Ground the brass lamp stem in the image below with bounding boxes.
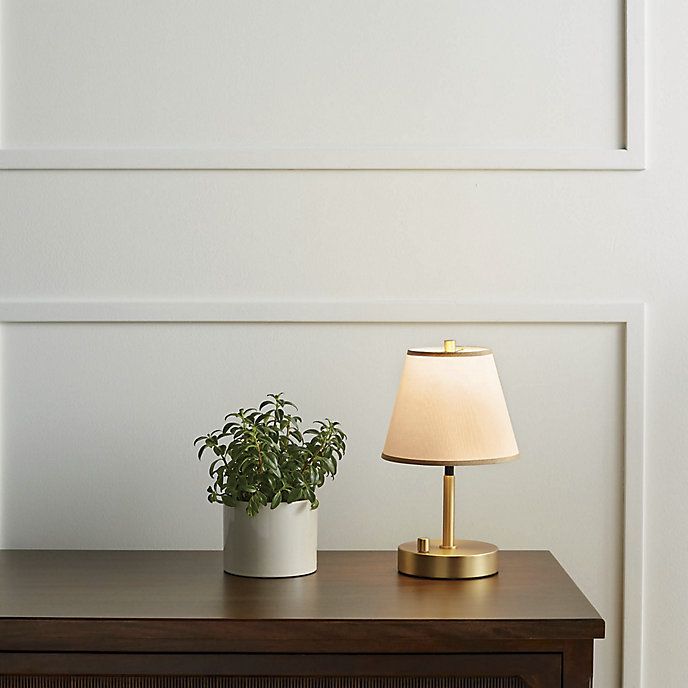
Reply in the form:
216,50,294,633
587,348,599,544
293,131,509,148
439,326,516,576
441,466,455,549
397,463,498,577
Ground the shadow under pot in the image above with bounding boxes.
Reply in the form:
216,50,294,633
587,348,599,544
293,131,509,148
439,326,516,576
223,500,317,578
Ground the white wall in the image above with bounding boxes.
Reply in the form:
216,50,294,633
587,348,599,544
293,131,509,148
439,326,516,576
0,1,686,687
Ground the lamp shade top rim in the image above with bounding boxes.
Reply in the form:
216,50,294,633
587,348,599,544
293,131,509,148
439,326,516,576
407,346,491,357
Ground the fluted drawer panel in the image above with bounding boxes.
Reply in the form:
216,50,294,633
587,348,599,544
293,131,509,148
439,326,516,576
0,677,527,688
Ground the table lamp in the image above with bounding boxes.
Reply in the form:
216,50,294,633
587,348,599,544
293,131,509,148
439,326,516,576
382,339,518,579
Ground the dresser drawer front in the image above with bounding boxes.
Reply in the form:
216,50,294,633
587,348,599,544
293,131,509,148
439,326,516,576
0,653,561,688
0,678,532,688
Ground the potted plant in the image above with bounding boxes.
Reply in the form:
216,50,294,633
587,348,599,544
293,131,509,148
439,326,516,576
195,393,346,578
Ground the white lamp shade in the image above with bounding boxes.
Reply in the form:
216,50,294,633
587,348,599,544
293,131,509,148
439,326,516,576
382,346,518,466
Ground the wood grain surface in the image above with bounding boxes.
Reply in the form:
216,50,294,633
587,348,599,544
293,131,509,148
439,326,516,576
0,550,603,654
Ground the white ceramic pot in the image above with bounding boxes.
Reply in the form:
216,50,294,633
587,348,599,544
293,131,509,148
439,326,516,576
223,500,317,578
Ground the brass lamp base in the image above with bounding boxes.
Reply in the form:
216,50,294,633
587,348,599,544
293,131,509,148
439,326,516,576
398,539,498,579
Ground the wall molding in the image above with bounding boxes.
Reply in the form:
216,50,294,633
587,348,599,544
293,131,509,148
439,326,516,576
0,300,645,686
0,0,645,171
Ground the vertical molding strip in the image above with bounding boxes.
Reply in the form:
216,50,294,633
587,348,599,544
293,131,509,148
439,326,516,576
625,0,646,166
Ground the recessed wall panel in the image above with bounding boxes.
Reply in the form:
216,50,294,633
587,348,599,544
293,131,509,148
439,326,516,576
1,0,624,151
0,319,623,685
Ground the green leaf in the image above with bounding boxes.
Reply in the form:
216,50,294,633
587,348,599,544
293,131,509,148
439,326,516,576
247,493,262,516
286,486,302,503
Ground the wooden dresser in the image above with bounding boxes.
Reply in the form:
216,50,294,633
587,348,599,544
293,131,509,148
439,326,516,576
0,550,603,688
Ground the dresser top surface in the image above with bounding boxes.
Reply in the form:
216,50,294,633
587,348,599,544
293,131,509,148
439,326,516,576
0,550,601,628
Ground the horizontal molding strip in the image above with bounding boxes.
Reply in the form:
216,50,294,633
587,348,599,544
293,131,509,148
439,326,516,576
0,301,644,324
0,147,644,171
